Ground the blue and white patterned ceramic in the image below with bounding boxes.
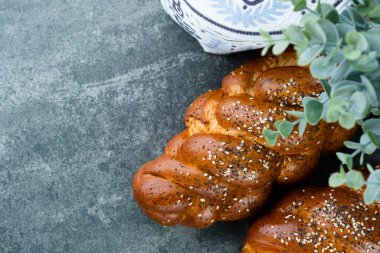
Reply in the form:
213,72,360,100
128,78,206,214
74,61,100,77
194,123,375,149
161,0,350,54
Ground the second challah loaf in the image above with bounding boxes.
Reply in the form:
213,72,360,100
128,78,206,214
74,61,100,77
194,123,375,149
242,186,380,252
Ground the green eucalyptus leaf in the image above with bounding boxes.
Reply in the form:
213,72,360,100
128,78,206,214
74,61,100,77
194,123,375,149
317,3,333,15
367,163,375,173
336,23,354,37
350,91,370,119
324,99,346,122
284,25,305,44
319,92,329,103
326,42,344,62
330,60,351,84
338,111,356,129
298,119,307,137
363,142,377,155
291,0,307,11
294,37,310,56
317,3,339,23
356,4,371,15
304,98,323,125
328,172,346,187
260,30,273,42
310,57,335,79
261,43,272,56
336,152,353,168
352,52,379,72
368,5,380,18
352,8,369,27
305,20,327,44
344,141,362,149
339,9,353,25
340,165,345,174
320,80,331,95
318,19,339,43
364,187,379,205
367,131,380,147
365,30,380,55
343,45,361,61
325,10,339,24
332,85,357,99
356,0,376,14
347,155,353,170
342,7,368,28
301,97,314,107
346,31,369,51
363,169,380,204
345,170,365,190
371,107,380,116
345,31,360,45
331,80,360,98
361,75,379,106
364,142,378,155
360,151,365,164
286,110,304,118
300,12,320,26
367,67,380,81
370,21,380,30
360,132,371,145
263,129,279,147
275,120,293,138
352,59,379,72
362,118,380,135
352,60,379,72
360,133,378,154
298,44,324,66
333,80,360,91
272,41,290,55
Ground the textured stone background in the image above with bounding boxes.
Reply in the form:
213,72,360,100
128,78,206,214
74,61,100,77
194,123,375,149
1,1,378,253
0,1,255,252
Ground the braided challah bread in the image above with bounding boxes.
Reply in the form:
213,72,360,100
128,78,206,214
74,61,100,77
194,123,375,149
133,51,356,228
242,186,380,252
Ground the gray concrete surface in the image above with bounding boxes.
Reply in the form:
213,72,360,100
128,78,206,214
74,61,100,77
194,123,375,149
0,1,256,252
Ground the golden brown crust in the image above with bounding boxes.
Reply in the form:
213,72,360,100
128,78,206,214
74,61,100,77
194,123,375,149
222,51,298,96
215,94,328,154
184,90,224,125
253,66,322,106
276,152,320,184
242,187,380,253
133,51,356,228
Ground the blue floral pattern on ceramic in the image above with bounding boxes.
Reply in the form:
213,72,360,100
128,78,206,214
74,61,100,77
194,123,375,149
161,0,349,54
211,0,290,28
204,38,230,51
243,0,266,5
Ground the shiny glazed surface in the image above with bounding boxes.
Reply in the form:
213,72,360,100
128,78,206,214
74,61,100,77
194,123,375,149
133,51,356,228
242,187,380,252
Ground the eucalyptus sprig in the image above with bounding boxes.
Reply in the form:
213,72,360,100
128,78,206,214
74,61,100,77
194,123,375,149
260,0,380,204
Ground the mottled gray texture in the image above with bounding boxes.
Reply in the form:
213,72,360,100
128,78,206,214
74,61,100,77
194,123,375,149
1,1,378,253
0,1,255,252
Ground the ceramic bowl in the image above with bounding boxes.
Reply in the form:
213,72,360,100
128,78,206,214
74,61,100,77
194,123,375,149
161,0,350,54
